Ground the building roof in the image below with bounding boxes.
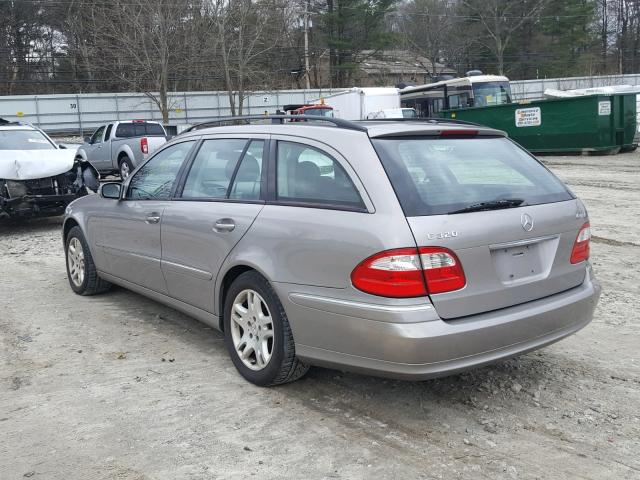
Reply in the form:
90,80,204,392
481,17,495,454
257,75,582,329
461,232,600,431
358,50,457,76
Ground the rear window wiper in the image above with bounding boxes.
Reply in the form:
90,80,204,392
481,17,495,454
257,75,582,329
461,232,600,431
448,198,525,214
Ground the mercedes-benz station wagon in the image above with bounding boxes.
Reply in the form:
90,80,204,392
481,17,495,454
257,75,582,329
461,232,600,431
62,117,601,386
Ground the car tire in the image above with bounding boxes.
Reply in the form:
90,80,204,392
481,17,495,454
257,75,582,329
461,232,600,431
65,226,111,295
223,271,309,386
119,156,134,179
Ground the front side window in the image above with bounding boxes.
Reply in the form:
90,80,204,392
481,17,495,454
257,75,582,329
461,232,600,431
372,137,573,216
276,141,364,209
90,125,105,144
126,141,195,200
0,130,56,150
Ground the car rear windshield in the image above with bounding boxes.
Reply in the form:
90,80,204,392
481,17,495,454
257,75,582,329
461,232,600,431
0,130,56,150
115,122,166,138
372,137,573,216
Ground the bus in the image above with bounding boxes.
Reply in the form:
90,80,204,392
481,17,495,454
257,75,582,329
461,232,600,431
400,74,512,118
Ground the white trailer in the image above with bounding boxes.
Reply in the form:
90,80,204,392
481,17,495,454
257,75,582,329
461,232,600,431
314,87,400,120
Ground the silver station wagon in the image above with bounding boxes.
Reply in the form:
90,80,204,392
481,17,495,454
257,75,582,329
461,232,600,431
62,116,601,386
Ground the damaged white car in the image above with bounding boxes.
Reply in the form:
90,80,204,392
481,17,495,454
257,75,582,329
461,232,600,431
0,120,99,219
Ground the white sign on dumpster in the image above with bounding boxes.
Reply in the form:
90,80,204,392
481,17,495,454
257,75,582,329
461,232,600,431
598,100,611,116
515,107,541,127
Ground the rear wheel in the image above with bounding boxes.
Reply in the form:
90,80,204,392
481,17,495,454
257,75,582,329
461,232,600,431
119,156,134,179
65,226,111,295
223,271,308,386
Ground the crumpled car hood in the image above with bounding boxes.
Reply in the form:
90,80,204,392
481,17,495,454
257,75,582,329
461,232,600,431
0,150,76,181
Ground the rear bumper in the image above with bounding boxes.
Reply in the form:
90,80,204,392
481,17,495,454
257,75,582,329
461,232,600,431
280,271,601,380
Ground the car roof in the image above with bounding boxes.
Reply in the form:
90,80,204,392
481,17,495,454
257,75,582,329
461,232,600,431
0,125,38,131
177,119,505,140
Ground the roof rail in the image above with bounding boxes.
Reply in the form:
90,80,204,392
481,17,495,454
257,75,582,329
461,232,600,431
182,115,368,133
362,117,482,127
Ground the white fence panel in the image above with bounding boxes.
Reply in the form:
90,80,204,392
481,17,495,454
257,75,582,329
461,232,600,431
1,76,639,134
0,89,344,134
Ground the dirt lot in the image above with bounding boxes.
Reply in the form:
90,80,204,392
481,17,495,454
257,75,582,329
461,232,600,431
1,152,639,480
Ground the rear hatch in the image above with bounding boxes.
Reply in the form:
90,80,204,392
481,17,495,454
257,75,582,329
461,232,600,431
372,133,588,319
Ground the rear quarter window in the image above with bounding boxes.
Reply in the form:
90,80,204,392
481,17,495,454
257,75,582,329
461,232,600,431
372,137,573,216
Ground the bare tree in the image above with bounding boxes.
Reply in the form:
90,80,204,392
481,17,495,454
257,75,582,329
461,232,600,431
77,0,202,122
207,0,288,115
462,0,549,75
398,0,456,78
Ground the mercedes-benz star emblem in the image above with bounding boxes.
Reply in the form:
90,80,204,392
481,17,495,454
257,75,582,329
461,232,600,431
521,213,534,232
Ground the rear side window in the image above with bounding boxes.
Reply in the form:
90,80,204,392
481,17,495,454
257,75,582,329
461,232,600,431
276,141,364,210
372,137,573,216
181,139,252,199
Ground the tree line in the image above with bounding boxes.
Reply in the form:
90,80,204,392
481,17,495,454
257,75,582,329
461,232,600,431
1,0,638,120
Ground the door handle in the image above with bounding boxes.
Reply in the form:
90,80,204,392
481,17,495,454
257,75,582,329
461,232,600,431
145,213,161,224
214,218,235,232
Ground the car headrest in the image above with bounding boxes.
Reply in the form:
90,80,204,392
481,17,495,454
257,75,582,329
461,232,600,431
235,155,261,182
296,161,321,180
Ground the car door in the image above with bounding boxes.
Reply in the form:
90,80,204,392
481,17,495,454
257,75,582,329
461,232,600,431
87,125,112,170
83,125,105,166
94,123,114,169
160,135,267,312
96,139,197,293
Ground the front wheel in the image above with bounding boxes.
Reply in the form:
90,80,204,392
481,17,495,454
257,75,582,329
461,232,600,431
223,271,309,386
65,226,111,295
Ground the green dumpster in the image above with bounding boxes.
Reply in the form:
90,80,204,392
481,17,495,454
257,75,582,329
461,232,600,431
440,93,638,154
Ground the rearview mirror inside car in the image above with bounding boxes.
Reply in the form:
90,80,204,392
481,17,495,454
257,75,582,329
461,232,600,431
101,182,122,200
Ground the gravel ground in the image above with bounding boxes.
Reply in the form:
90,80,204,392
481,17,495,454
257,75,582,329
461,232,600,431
1,152,639,480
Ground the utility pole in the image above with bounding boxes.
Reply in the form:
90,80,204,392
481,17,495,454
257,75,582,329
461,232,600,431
303,0,311,89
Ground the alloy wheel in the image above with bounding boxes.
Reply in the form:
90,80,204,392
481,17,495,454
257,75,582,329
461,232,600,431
120,160,131,178
67,237,85,288
230,289,274,371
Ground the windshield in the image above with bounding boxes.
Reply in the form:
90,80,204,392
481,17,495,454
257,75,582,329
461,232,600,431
0,129,56,150
472,81,512,106
372,137,573,216
304,108,334,117
402,109,417,118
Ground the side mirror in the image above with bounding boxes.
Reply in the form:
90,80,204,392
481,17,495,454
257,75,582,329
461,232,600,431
100,182,122,200
84,136,91,144
58,144,67,149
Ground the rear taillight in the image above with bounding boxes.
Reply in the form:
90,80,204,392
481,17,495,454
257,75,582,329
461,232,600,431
141,137,149,154
570,222,590,264
351,247,466,298
418,247,466,294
